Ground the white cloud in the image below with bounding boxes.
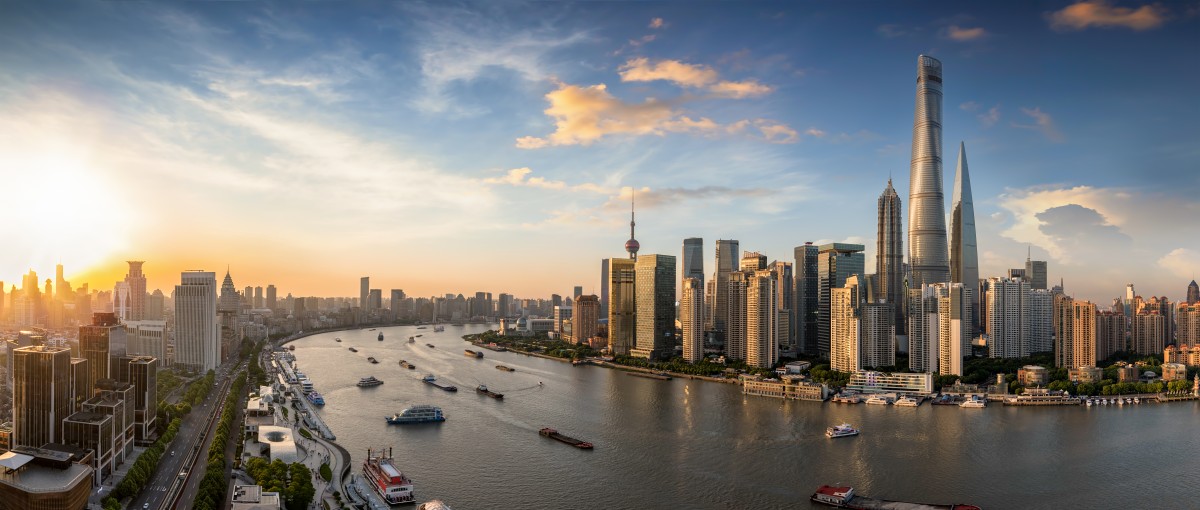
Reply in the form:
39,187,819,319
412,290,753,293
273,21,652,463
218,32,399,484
649,18,665,29
979,105,1000,127
618,57,774,98
1158,248,1200,279
945,25,987,41
1013,106,1064,142
1049,1,1169,31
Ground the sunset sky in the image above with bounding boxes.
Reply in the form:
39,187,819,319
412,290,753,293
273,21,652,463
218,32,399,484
2,1,1198,303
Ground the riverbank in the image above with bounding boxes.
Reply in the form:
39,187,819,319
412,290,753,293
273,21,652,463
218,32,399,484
465,338,739,385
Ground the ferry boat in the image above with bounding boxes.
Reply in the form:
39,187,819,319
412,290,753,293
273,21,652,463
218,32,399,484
865,395,892,405
307,391,326,406
810,485,980,510
539,427,593,449
433,325,445,332
826,423,859,438
386,405,445,424
960,397,987,408
368,357,379,364
475,384,504,399
378,332,385,341
399,360,415,370
1004,387,1081,406
349,347,358,352
426,343,435,348
357,376,384,387
464,349,483,359
495,365,515,372
894,396,920,407
422,375,458,392
362,448,415,505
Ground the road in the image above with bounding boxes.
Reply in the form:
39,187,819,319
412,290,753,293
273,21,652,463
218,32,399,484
124,359,241,510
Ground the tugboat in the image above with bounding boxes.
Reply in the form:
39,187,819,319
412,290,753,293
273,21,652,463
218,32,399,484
409,336,416,343
399,360,415,370
357,376,384,387
810,485,980,510
826,423,859,438
362,448,415,505
386,405,445,424
367,357,379,364
349,347,358,353
495,365,515,372
422,375,458,392
426,343,435,348
378,332,384,341
464,349,483,359
475,384,504,399
539,428,593,449
336,338,342,342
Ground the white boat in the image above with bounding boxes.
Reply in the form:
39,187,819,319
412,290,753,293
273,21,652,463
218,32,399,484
826,423,860,438
386,405,446,424
865,395,892,405
894,396,919,407
959,397,987,408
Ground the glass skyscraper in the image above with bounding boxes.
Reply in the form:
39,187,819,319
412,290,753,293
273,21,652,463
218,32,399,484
908,55,950,288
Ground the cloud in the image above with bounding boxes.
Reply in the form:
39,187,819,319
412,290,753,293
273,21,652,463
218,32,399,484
945,25,987,41
960,101,980,112
1158,248,1200,279
516,81,796,147
876,24,909,38
618,57,773,98
804,128,827,138
997,186,1132,263
482,167,619,192
1013,107,1064,142
649,18,665,29
979,105,1000,127
1049,1,1169,31
605,185,772,210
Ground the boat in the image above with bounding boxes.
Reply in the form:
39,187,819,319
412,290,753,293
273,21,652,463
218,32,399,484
417,501,451,510
357,376,384,387
422,375,458,392
368,357,379,364
307,391,326,406
426,343,435,348
417,326,428,329
865,395,892,405
369,328,377,331
409,336,415,342
399,360,415,369
810,485,980,510
464,349,483,358
482,343,507,352
416,334,424,337
378,332,384,341
894,396,920,407
539,427,593,449
833,394,862,404
1003,387,1081,406
288,345,295,351
475,384,504,399
386,405,445,424
960,397,987,408
826,423,859,438
362,448,415,505
495,365,515,372
932,394,959,405
349,347,358,352
336,338,342,342
433,325,445,332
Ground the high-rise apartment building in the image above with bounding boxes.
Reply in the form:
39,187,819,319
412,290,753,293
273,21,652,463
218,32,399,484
833,276,896,373
938,283,971,376
498,293,513,319
818,243,865,359
359,277,369,310
746,270,778,369
574,295,600,345
908,55,950,288
266,285,277,310
1176,302,1200,345
1028,289,1054,354
253,286,263,309
680,278,704,363
368,289,382,311
80,312,127,392
949,142,979,339
1096,311,1126,359
1066,300,1099,368
986,277,1031,359
12,345,72,448
829,286,859,373
877,179,905,331
794,243,819,356
1053,292,1074,368
124,261,147,321
740,252,767,272
607,258,637,356
175,271,219,372
725,271,748,361
633,254,675,360
768,261,793,355
908,284,943,373
1133,311,1167,355
712,239,740,342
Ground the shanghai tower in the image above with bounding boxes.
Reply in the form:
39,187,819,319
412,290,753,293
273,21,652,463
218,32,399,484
907,55,950,288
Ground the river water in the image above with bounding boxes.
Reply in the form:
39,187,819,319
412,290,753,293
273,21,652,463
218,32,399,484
289,324,1200,509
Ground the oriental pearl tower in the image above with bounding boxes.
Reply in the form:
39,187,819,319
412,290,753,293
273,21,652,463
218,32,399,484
625,189,639,260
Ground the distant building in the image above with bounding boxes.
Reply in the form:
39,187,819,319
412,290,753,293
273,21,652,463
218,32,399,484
1133,311,1167,356
175,271,219,373
680,278,704,363
1017,365,1047,386
632,254,675,360
124,320,167,364
794,243,820,356
1096,311,1125,360
574,295,600,345
985,277,1030,359
266,285,277,310
1067,301,1099,369
1117,365,1139,382
1163,362,1188,382
1164,345,1200,366
742,378,830,401
606,258,636,356
231,484,282,510
123,261,147,321
1068,366,1102,383
79,313,127,391
938,283,971,377
877,179,905,335
846,371,933,394
908,284,942,373
1189,280,1200,305
949,143,979,340
818,243,865,360
1175,302,1200,345
724,271,748,360
1025,259,1048,291
712,239,740,343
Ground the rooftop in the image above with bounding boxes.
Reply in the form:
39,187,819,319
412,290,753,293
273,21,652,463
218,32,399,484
64,411,111,425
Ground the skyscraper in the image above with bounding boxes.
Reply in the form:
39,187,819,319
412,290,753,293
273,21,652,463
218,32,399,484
712,239,740,341
12,345,72,448
768,261,794,355
607,258,637,356
680,278,704,363
740,252,767,272
80,312,127,391
986,277,1031,359
218,270,239,313
1025,258,1048,291
817,243,865,359
1067,300,1099,368
574,295,600,344
938,283,971,376
1188,280,1199,305
745,270,778,369
908,284,943,373
949,142,979,340
907,55,950,289
682,237,704,296
1028,289,1054,354
175,271,219,372
794,243,819,356
829,285,859,373
266,284,277,310
599,259,610,318
55,263,67,300
633,254,675,360
124,261,147,321
877,179,905,331
725,271,748,360
253,286,264,309
360,277,369,310
1096,311,1126,359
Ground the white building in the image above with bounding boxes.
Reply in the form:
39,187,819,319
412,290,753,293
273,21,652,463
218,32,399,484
745,270,778,369
847,370,934,394
174,271,219,372
986,277,1031,358
908,284,943,373
124,320,168,365
680,277,704,363
1028,289,1054,354
938,283,971,377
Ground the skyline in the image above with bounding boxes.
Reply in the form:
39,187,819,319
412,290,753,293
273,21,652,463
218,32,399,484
3,1,1199,302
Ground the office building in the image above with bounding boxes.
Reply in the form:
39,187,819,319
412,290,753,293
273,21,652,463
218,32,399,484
69,358,90,413
144,290,164,321
877,179,905,331
12,346,72,448
794,243,819,356
218,270,239,314
253,286,263,309
0,445,94,509
574,295,600,345
123,261,147,321
908,55,950,288
725,271,749,360
62,410,114,481
1189,280,1200,305
112,282,131,323
124,321,166,364
79,313,127,392
680,278,704,363
175,271,219,373
1025,258,1048,291
986,277,1031,359
633,255,675,360
818,243,865,359
712,239,740,341
553,306,572,338
266,285,277,310
949,142,979,339
599,259,610,318
740,252,767,272
746,270,778,369
847,370,934,394
120,356,157,441
359,277,369,310
682,237,704,295
368,289,382,312
607,258,637,356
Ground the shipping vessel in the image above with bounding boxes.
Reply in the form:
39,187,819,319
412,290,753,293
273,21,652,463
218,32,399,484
810,485,980,510
399,360,415,370
422,375,458,392
357,376,384,387
539,428,593,449
826,423,859,438
481,343,507,352
475,385,504,399
495,365,515,372
378,332,385,341
362,448,415,505
386,405,445,424
433,325,445,332
464,350,483,359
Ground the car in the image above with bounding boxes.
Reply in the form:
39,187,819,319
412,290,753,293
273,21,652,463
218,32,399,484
143,504,150,509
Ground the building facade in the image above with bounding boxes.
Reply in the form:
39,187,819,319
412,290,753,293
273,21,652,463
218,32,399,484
12,346,73,448
877,179,905,332
907,55,951,289
949,142,979,340
680,278,704,363
174,271,219,373
817,243,865,360
633,254,675,360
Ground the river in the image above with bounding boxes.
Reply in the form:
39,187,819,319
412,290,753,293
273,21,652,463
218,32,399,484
288,324,1200,509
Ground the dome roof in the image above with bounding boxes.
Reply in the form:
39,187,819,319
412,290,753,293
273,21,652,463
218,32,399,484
625,239,640,252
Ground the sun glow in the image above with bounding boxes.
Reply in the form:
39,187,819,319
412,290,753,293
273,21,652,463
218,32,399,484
0,144,131,288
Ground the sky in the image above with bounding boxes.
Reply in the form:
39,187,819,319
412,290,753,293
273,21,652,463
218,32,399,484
1,1,1198,303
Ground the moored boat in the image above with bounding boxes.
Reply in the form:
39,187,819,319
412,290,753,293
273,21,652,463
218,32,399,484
400,360,415,369
378,332,384,341
349,347,358,352
539,427,593,449
894,396,920,407
367,357,379,364
336,338,342,342
426,343,435,348
386,405,445,424
826,423,859,438
433,325,445,332
865,395,892,405
960,397,987,408
811,485,981,510
362,448,415,505
307,391,326,406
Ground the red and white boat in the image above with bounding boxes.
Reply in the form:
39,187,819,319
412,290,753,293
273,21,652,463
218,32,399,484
363,448,415,505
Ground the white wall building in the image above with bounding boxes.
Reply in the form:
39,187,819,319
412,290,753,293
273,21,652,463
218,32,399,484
986,277,1031,358
174,271,219,372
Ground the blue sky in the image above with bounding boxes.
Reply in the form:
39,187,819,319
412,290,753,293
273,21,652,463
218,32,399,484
1,1,1197,303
